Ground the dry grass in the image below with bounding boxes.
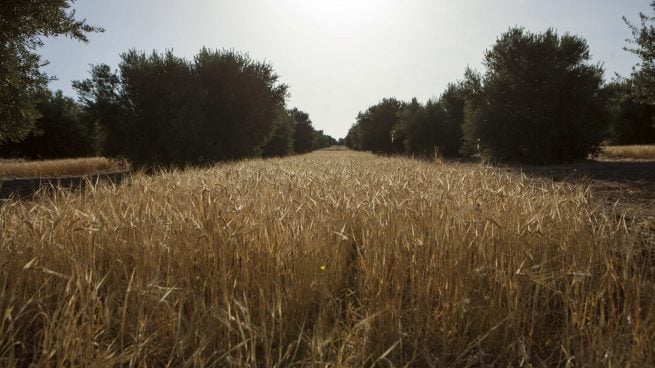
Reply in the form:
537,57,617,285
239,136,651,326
0,157,129,179
599,145,655,161
0,151,653,366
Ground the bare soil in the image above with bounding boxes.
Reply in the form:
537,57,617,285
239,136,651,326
509,160,655,223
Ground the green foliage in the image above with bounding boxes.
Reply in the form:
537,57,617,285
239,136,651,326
459,69,484,157
74,48,288,166
603,80,655,144
312,129,337,150
394,98,432,156
122,50,207,164
355,98,404,154
195,48,288,160
392,79,472,158
0,0,102,143
465,28,608,164
346,70,475,158
348,30,607,164
0,89,95,158
262,108,295,157
438,80,471,157
291,108,316,154
624,2,655,105
344,123,361,150
73,64,126,157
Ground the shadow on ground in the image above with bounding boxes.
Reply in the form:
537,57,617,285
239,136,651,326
0,171,130,200
516,160,655,184
505,160,655,221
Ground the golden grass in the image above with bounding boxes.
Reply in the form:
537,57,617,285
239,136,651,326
600,145,655,161
0,157,129,179
0,151,653,366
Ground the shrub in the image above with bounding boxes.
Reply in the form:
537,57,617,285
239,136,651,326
465,28,608,164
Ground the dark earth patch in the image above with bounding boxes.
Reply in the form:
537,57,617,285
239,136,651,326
508,160,655,225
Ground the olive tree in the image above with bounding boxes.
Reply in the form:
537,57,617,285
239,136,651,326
0,0,101,143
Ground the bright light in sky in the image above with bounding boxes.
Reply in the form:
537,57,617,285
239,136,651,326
40,0,651,139
288,0,393,32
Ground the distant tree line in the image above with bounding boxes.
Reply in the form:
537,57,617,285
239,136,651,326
346,22,655,164
3,1,655,166
1,48,335,164
70,48,335,165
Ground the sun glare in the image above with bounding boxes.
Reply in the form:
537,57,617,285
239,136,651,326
287,0,392,32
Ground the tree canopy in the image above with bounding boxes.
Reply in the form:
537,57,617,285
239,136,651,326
291,108,316,154
392,78,473,158
0,0,102,143
624,1,655,105
71,48,335,165
352,98,404,154
464,28,608,164
74,49,289,165
346,29,612,164
261,108,296,157
0,89,95,158
603,79,655,144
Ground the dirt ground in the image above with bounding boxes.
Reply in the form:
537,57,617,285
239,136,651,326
510,160,655,225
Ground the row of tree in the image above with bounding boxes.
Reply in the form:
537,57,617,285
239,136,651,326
0,48,336,164
346,20,655,164
1,1,336,165
73,48,335,165
1,73,336,164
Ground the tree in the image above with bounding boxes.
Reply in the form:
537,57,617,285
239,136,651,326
262,108,295,157
344,122,361,150
73,64,125,157
603,80,655,144
465,28,608,164
393,86,468,158
0,89,95,158
355,98,404,153
393,98,428,155
74,48,288,166
195,48,287,160
0,0,102,143
291,108,315,154
438,81,470,157
312,130,337,150
459,68,484,157
624,2,655,105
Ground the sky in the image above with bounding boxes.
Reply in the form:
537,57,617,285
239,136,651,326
42,0,651,139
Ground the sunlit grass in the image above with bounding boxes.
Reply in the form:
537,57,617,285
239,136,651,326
600,145,655,160
0,151,653,366
0,157,129,178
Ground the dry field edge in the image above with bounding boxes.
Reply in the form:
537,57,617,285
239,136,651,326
0,170,130,199
600,145,655,161
0,150,654,367
0,157,129,180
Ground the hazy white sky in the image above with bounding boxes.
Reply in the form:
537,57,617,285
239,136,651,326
42,0,651,138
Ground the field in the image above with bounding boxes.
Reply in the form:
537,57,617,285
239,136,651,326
1,150,654,366
0,157,129,179
599,145,655,161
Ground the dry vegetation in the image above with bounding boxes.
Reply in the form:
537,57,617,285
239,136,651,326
0,151,654,366
0,157,129,179
599,145,655,161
